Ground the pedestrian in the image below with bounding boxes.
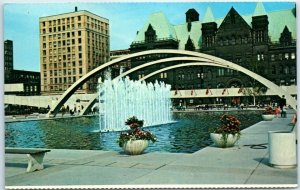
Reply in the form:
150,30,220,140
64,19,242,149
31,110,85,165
282,105,287,118
279,95,286,117
275,106,281,118
61,105,66,117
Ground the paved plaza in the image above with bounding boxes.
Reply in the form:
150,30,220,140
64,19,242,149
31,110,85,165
5,112,297,188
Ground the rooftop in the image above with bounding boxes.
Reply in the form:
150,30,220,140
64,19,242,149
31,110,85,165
132,3,296,49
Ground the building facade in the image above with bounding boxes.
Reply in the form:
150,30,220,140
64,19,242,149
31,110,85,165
4,40,41,96
129,3,297,105
4,40,14,83
39,7,110,94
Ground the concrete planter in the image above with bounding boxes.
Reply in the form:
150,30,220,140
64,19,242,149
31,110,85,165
210,133,239,148
122,140,149,155
262,114,275,121
268,131,297,168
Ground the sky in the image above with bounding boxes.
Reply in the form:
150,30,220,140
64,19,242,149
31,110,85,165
3,1,296,72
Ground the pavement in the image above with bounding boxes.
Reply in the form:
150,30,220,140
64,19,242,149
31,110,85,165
5,113,297,189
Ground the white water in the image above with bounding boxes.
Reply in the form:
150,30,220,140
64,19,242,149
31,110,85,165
98,77,173,132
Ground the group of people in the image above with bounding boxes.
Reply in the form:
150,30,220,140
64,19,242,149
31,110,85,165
60,104,83,116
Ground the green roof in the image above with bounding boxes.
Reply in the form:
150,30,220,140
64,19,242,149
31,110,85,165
132,3,296,48
202,6,215,23
253,2,267,16
133,12,177,42
174,22,202,50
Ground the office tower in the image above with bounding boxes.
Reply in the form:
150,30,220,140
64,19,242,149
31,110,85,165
39,7,110,94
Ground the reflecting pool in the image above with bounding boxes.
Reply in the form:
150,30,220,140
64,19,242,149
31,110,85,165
5,111,262,153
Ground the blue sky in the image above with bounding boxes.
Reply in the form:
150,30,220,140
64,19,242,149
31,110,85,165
3,2,295,72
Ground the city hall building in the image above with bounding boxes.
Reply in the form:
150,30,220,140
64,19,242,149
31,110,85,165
39,7,110,94
129,3,296,106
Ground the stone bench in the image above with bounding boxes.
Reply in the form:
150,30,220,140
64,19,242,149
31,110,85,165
5,148,51,172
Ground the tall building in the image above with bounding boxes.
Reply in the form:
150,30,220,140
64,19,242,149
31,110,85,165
39,7,110,94
4,40,13,83
129,3,296,106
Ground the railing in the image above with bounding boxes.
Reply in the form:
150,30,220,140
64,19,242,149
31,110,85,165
131,37,179,45
269,40,296,48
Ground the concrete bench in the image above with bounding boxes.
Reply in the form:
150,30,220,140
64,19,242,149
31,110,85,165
5,148,51,172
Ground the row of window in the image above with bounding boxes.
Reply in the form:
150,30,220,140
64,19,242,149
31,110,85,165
43,67,83,77
48,76,81,84
41,22,108,34
46,85,72,91
270,65,296,75
42,31,81,41
257,52,296,61
41,15,108,28
24,85,38,92
205,34,271,48
42,38,82,49
177,71,204,81
41,15,108,32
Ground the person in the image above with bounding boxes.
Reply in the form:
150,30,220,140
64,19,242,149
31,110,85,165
61,105,66,117
281,105,287,118
275,106,281,118
289,114,297,126
279,95,286,117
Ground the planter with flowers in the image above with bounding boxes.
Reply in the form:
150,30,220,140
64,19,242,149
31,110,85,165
118,116,157,155
210,114,241,148
262,107,275,121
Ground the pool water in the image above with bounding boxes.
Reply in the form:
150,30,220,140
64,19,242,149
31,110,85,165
5,111,262,153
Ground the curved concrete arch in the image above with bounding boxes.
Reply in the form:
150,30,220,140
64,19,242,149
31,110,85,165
50,49,296,117
81,58,296,115
118,56,297,111
48,50,209,117
80,62,231,115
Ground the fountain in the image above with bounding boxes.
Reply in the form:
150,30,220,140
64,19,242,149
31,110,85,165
98,76,173,132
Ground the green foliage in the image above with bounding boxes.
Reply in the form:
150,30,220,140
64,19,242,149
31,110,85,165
210,114,241,146
118,116,157,147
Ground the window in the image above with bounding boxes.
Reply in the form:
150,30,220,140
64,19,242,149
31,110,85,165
291,52,296,59
284,66,289,74
257,53,264,61
271,54,275,61
218,68,225,76
284,53,289,60
79,68,82,74
160,72,167,78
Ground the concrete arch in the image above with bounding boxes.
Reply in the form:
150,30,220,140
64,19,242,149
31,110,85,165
118,56,296,111
80,62,231,115
50,49,296,117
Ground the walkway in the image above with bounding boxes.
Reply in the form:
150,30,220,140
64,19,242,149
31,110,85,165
5,114,297,188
